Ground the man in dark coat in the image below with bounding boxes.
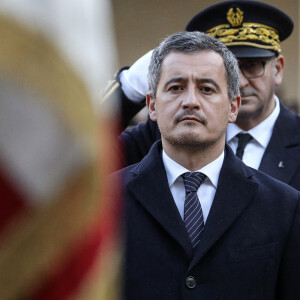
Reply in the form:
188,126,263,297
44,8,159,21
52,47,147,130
117,31,300,300
104,0,300,190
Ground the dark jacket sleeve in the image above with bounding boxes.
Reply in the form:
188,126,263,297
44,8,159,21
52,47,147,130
102,67,161,170
119,116,161,167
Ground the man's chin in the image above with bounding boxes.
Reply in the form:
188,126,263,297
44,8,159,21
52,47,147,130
237,103,256,118
163,133,200,146
164,134,215,149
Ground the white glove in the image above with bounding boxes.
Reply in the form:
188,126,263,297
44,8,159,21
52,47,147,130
120,49,154,103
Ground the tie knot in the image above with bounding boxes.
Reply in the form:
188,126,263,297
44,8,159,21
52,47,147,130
237,133,252,146
182,172,206,193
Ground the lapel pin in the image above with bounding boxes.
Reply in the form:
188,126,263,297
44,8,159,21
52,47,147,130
278,161,284,168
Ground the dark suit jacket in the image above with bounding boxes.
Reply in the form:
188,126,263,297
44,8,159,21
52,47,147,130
118,141,300,300
120,99,300,190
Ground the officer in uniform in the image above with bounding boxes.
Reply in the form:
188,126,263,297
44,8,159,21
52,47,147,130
104,0,300,190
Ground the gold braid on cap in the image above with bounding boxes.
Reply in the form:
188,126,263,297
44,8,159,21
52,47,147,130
206,7,281,53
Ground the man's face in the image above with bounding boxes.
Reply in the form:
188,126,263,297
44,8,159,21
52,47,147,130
147,51,240,151
236,55,284,127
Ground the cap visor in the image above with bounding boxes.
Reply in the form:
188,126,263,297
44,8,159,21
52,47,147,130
228,46,276,58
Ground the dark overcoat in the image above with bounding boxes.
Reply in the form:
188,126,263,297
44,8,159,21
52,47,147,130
118,141,300,300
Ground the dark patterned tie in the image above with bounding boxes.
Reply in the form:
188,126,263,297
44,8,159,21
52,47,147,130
236,133,253,160
182,172,206,248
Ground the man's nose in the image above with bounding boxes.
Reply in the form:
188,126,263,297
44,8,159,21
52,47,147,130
239,71,250,88
182,89,200,109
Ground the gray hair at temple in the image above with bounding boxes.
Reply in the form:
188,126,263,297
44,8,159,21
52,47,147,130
147,31,240,100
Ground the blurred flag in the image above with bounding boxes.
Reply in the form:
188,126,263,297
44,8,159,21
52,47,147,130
0,0,122,299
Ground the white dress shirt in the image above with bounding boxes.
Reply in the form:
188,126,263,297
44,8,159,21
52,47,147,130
162,150,224,223
226,96,280,169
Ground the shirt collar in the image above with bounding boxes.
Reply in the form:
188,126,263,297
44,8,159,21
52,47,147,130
162,150,224,189
226,95,280,148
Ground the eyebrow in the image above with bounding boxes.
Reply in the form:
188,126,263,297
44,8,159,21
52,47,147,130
197,78,221,92
164,77,221,91
164,77,185,88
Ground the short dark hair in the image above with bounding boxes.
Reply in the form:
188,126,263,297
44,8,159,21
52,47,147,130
148,31,240,100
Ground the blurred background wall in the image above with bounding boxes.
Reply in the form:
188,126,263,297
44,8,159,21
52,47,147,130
111,0,300,113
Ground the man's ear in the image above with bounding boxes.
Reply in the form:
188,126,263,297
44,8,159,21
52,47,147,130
228,95,241,123
146,93,157,121
274,55,284,87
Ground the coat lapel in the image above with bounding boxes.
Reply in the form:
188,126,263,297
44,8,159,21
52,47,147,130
259,104,300,185
127,141,194,258
127,143,259,266
189,146,258,270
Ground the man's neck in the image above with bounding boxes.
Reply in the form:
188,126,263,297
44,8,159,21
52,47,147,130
235,118,259,131
162,140,225,172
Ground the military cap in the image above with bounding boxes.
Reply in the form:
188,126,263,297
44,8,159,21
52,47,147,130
186,0,294,58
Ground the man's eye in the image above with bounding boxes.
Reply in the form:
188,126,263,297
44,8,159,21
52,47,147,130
200,86,214,93
243,61,260,68
168,85,183,91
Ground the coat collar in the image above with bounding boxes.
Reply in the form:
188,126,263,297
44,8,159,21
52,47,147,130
127,141,258,262
259,103,300,185
189,145,258,269
127,141,194,258
273,102,300,147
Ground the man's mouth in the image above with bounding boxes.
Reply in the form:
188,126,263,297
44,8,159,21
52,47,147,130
179,116,202,122
241,94,253,102
175,111,207,125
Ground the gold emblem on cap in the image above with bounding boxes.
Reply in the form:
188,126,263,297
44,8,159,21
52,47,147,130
227,7,243,27
206,22,281,54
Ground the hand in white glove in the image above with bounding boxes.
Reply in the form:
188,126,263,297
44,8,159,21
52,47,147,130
120,49,153,103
